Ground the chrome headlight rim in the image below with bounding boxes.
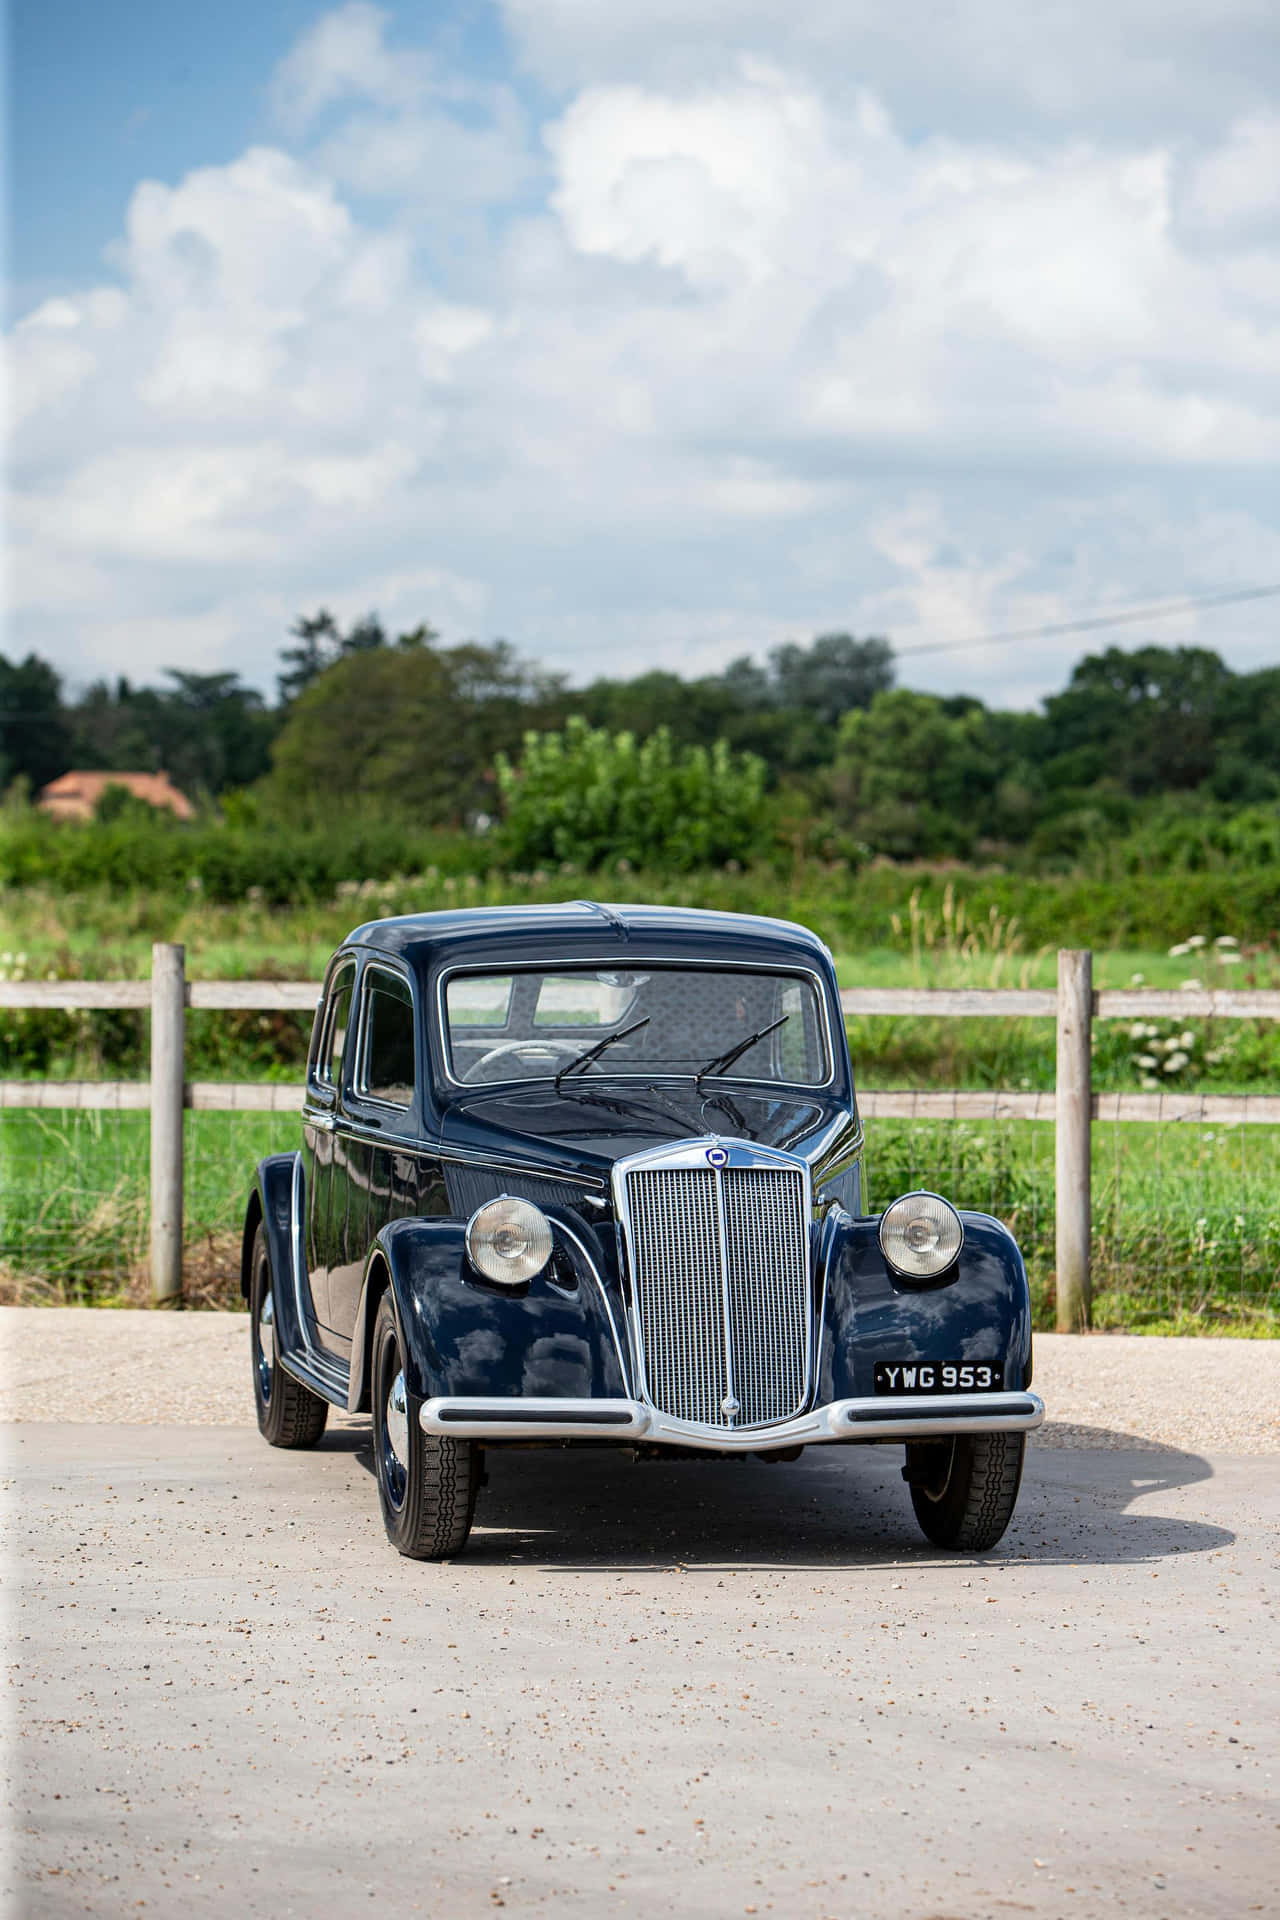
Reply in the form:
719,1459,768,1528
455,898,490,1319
465,1195,554,1286
878,1189,964,1282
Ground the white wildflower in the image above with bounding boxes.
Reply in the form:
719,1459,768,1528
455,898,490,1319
1187,934,1207,949
1217,951,1242,965
1214,935,1238,948
1179,978,1204,991
1179,1031,1195,1049
1129,971,1145,985
1163,1050,1189,1073
1168,941,1191,957
1129,1021,1148,1039
1135,1053,1158,1070
1141,1076,1159,1091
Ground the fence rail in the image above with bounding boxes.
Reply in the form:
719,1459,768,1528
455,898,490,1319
3,945,1278,1324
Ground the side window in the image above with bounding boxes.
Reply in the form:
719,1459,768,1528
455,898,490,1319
359,970,416,1107
314,961,356,1090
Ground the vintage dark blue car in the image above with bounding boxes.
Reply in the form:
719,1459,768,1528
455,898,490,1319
243,903,1043,1559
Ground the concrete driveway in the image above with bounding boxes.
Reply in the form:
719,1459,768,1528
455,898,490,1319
7,1375,1278,1920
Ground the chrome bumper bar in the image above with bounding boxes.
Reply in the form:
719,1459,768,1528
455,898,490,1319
420,1390,1044,1449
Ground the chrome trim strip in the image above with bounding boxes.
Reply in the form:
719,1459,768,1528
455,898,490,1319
420,1396,650,1440
710,1158,738,1419
431,1140,607,1190
417,1390,1045,1448
436,956,838,1092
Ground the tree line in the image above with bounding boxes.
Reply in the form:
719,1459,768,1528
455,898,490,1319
2,612,1278,866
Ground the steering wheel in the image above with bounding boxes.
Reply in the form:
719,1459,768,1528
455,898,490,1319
461,1038,584,1085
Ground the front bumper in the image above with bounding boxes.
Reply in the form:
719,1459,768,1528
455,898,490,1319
419,1390,1045,1450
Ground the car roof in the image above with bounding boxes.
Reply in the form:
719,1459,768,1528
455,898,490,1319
342,901,833,977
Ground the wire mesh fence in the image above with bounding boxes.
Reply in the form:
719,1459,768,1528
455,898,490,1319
867,1100,1280,1333
1,956,1278,1329
0,1107,297,1306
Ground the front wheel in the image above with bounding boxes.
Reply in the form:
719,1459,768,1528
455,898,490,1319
371,1293,479,1559
905,1431,1026,1552
249,1224,328,1449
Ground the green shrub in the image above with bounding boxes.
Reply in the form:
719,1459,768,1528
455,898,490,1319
495,718,768,871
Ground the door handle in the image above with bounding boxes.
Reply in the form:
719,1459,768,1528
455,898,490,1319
305,1110,335,1131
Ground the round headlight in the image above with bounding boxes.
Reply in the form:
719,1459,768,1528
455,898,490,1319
879,1191,963,1280
465,1197,554,1285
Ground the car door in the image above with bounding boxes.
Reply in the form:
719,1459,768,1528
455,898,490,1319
301,956,357,1336
325,962,420,1343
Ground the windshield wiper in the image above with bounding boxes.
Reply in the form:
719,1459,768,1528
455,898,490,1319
554,1016,651,1089
696,1013,789,1083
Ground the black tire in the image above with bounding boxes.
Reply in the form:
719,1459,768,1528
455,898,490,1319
249,1223,329,1449
371,1292,479,1560
905,1431,1026,1552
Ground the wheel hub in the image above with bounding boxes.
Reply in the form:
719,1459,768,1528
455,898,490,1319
256,1290,275,1393
386,1370,409,1468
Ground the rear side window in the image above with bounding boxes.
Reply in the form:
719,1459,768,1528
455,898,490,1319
359,970,416,1107
315,961,356,1088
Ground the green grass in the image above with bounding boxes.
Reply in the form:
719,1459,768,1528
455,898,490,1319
0,1111,297,1306
3,865,1277,1330
2,1107,1275,1335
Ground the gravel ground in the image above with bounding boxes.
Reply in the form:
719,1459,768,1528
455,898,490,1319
7,1423,1278,1919
2,1308,1277,1451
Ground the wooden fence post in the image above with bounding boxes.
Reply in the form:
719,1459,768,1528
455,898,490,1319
1055,948,1092,1332
150,942,185,1306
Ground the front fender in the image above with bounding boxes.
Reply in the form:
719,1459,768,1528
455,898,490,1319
361,1211,631,1410
241,1153,304,1344
817,1210,1033,1402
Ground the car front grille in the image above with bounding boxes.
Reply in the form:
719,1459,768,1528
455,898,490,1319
624,1162,810,1428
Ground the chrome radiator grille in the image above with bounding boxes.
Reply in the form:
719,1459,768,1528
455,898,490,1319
624,1163,810,1428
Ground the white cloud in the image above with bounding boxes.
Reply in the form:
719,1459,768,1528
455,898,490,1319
1184,111,1280,235
270,2,432,130
6,7,1279,703
501,0,1280,142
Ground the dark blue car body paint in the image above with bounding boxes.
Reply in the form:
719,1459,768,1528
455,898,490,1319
242,902,1033,1427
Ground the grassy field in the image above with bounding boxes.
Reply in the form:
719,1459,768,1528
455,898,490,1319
2,870,1276,1332
5,876,1278,1094
1,1105,1275,1336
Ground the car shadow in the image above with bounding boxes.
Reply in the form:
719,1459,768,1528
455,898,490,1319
333,1419,1233,1570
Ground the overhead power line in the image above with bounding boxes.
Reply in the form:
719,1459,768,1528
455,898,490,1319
892,583,1280,660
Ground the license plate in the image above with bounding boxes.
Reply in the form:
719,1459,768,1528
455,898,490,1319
874,1362,1002,1395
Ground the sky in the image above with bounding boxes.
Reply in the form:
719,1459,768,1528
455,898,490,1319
7,0,1280,707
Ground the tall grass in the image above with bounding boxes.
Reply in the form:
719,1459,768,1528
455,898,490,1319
2,1107,1275,1334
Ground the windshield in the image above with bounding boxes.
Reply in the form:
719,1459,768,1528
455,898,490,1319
443,967,830,1088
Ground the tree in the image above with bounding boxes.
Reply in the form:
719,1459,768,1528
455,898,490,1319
831,689,1006,858
266,636,560,824
767,633,895,726
66,669,276,798
1043,646,1233,796
277,610,433,706
277,610,343,705
0,653,72,793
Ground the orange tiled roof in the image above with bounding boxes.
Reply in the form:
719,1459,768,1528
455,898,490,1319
37,770,195,822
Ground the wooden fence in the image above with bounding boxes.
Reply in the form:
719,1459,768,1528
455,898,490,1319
3,945,1279,1327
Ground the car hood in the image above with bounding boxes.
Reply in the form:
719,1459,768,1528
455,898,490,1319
438,1080,852,1179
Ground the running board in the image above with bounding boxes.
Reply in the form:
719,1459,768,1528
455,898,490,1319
279,1345,351,1408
